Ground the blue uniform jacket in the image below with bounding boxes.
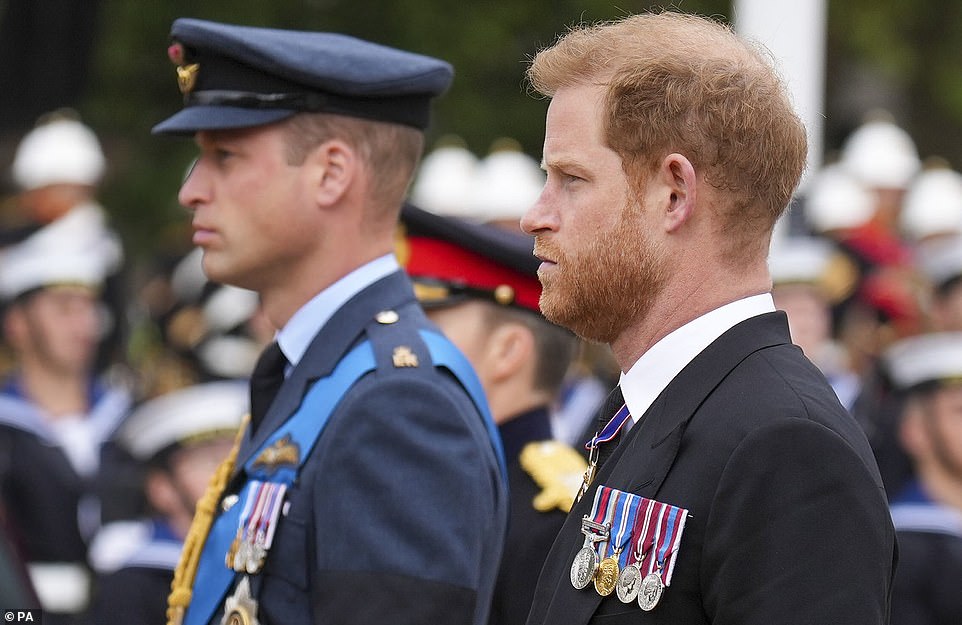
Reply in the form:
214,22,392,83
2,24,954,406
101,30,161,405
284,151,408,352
217,270,507,625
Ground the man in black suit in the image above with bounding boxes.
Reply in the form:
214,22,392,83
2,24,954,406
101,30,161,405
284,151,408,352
519,11,896,625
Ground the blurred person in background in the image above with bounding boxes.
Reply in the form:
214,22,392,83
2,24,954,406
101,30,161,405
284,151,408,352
6,110,126,373
400,203,584,625
0,225,133,624
884,333,962,625
411,139,615,447
88,381,245,625
768,236,861,409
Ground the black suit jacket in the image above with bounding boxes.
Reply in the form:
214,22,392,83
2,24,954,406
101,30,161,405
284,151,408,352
526,312,896,625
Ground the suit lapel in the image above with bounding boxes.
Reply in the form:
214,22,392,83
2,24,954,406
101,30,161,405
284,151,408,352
537,312,792,623
234,271,418,472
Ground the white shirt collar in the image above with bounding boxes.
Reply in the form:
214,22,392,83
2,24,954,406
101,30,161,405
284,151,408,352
619,293,775,423
276,254,399,367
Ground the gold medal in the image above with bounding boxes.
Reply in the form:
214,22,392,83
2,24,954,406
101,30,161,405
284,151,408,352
593,554,620,596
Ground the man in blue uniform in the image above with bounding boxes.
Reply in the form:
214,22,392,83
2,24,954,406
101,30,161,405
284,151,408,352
884,333,962,625
400,204,584,625
152,19,507,625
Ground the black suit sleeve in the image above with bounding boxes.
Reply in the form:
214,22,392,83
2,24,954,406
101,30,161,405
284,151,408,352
702,417,895,625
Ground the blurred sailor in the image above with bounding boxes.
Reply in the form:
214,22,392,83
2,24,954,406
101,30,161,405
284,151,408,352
89,382,246,625
0,223,133,624
884,333,962,625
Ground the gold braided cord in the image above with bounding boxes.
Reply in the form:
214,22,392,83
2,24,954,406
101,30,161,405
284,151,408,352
166,413,250,625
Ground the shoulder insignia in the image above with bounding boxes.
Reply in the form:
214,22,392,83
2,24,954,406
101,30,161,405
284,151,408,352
252,434,300,474
519,440,589,513
392,346,419,368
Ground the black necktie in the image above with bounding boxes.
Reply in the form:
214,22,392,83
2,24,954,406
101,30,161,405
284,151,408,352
250,341,287,431
595,384,627,468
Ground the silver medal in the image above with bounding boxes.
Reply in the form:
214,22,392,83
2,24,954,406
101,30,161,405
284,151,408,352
637,571,664,611
615,562,642,603
569,546,599,590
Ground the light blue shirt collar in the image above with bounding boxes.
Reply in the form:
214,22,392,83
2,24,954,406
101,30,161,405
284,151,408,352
275,254,399,367
619,293,775,423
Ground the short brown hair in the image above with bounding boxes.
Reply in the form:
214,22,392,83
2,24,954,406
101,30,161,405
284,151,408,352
528,12,807,263
283,113,424,224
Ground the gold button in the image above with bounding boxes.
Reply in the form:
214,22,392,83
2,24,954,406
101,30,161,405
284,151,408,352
494,285,515,306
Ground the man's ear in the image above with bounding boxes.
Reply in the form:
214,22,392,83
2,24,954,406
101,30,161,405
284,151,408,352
658,153,697,233
486,322,534,383
304,139,357,207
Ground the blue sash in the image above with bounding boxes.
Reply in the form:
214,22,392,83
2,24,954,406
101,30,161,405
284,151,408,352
184,330,505,625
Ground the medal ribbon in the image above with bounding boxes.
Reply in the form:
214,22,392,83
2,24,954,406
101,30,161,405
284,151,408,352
584,403,632,451
607,488,641,566
642,501,688,586
628,498,657,568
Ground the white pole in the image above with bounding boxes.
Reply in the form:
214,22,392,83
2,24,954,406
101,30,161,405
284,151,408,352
733,0,827,194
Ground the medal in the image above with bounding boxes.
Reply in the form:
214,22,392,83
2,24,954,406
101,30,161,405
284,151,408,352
615,562,642,603
570,490,614,591
593,552,620,596
637,571,664,611
570,546,600,589
221,576,260,625
226,481,287,575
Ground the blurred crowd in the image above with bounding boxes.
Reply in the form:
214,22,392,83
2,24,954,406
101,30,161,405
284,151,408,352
0,105,959,624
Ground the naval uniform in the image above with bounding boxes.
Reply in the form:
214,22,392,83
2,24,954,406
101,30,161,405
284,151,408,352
889,481,962,625
186,256,507,625
89,519,182,625
0,376,132,622
525,296,895,625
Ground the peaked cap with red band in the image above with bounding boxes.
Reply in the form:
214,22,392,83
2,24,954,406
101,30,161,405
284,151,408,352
398,203,542,313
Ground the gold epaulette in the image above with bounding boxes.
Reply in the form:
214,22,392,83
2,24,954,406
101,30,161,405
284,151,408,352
519,440,589,513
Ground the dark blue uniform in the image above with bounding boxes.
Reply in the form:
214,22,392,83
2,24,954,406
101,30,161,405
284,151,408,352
491,408,568,625
890,482,962,625
206,272,506,625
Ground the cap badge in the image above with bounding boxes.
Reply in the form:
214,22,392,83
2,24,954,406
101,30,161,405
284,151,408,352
392,346,419,368
168,42,199,96
176,63,200,96
251,434,300,474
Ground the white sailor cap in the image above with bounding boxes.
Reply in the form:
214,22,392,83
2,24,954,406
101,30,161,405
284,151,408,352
467,139,544,223
12,114,106,191
840,115,920,190
0,232,113,303
884,332,962,392
804,164,875,234
118,380,247,461
768,236,858,303
916,234,962,290
409,139,480,219
900,164,962,242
